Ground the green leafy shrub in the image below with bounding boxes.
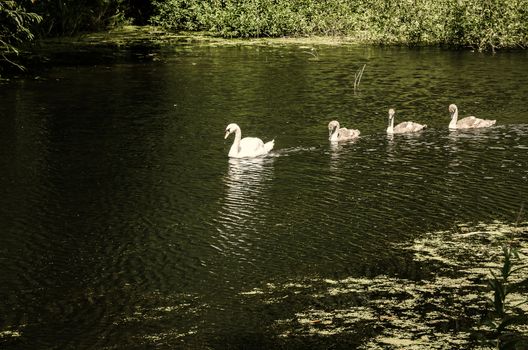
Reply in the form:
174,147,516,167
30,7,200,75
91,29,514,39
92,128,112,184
0,0,42,71
150,0,202,31
456,0,528,51
31,0,130,36
150,0,528,50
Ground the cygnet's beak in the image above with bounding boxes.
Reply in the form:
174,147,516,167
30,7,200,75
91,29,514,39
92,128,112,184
224,130,230,139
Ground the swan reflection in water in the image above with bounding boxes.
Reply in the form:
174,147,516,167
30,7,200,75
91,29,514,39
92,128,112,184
329,137,360,173
329,141,343,173
385,133,396,157
213,157,275,256
443,130,482,192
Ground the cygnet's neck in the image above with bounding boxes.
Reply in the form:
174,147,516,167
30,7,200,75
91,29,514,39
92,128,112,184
329,125,339,141
449,109,458,129
328,121,340,141
386,116,395,134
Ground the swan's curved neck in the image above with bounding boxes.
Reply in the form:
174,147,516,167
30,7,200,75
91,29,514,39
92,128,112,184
387,116,394,134
329,127,339,141
229,126,242,157
449,109,458,129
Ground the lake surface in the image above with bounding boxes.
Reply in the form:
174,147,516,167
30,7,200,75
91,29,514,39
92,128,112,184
1,44,527,349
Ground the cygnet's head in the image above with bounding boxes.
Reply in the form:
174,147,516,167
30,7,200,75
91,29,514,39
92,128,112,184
388,108,395,119
328,120,340,135
449,104,458,117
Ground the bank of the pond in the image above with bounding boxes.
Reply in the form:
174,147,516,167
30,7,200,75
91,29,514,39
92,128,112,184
1,25,382,79
1,25,360,79
2,21,527,80
150,0,528,52
40,25,366,47
3,0,528,79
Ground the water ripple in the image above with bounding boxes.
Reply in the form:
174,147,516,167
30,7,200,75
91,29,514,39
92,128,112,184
1,47,528,349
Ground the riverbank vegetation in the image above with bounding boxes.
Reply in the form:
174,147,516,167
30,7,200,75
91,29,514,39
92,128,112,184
0,1,42,71
150,0,528,51
2,0,528,75
1,0,145,75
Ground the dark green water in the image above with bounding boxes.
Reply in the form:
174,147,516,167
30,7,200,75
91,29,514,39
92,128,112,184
0,45,527,349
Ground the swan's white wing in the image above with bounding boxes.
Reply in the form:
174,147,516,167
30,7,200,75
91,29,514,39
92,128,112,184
263,140,274,153
240,137,265,150
236,137,267,157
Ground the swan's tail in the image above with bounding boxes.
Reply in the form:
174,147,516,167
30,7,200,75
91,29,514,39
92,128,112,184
264,139,275,153
423,124,428,129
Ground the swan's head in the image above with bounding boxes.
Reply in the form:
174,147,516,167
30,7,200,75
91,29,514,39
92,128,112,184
388,108,395,120
328,120,340,136
224,123,238,139
449,104,458,117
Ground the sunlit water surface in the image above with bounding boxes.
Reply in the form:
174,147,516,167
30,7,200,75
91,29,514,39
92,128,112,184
1,45,527,349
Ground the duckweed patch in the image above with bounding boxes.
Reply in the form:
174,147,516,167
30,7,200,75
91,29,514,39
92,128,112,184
238,221,527,348
0,330,22,339
73,221,526,348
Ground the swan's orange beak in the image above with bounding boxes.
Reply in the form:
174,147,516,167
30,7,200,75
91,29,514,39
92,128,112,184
224,130,230,139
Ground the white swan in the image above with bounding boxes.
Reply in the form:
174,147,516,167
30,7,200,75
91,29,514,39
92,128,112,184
224,123,274,158
449,104,496,130
386,108,427,134
328,120,360,141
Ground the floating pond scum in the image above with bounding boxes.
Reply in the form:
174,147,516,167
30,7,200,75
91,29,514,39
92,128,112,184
237,221,528,349
55,221,525,349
